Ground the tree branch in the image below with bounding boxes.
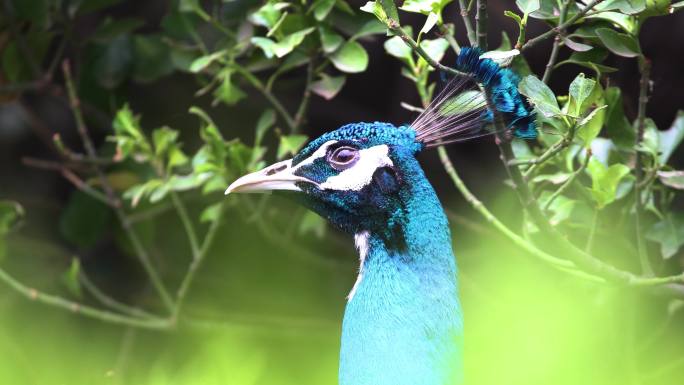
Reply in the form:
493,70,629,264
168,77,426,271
458,0,477,45
62,61,176,312
521,0,606,52
0,268,171,330
475,0,488,49
635,58,653,276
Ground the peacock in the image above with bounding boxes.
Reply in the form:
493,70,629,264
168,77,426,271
226,47,536,385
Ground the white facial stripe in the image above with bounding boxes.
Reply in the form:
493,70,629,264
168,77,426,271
320,145,393,191
348,230,370,301
292,140,338,170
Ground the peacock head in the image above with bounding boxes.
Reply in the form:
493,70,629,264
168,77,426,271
225,122,424,234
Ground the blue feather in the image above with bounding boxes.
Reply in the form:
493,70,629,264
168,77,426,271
454,47,537,139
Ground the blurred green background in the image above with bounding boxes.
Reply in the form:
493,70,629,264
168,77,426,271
2,0,684,384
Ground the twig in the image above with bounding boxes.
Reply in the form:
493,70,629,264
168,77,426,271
543,149,591,211
233,64,297,132
170,192,201,259
437,23,461,54
292,59,314,133
437,147,576,269
0,268,171,330
542,0,571,83
380,0,684,292
522,132,574,179
635,58,654,276
173,202,225,321
62,61,176,312
21,157,114,207
458,0,477,45
79,271,159,320
475,0,488,49
521,0,606,52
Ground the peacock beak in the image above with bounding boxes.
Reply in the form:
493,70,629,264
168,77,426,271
225,159,316,194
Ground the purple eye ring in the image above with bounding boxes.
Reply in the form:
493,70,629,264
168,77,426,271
327,146,359,170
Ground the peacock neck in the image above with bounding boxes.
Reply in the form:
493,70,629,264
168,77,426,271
339,156,463,385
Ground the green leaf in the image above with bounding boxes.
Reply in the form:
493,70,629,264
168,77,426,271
213,69,247,106
360,1,391,24
249,2,289,28
132,35,175,83
330,41,369,73
516,0,541,15
504,10,523,28
595,28,641,58
384,35,413,64
253,27,315,58
319,25,344,53
255,109,276,147
400,0,452,15
312,0,336,20
577,105,608,146
92,17,145,42
567,73,598,117
658,170,684,189
200,203,223,223
586,158,631,209
93,34,134,89
561,36,593,52
59,191,113,248
310,74,346,100
299,211,327,238
647,213,684,259
0,200,24,235
439,90,485,116
419,12,439,35
152,126,180,156
351,19,388,40
419,38,449,64
603,87,635,147
595,0,647,14
189,50,226,73
61,258,83,299
518,75,561,117
587,12,638,34
658,110,684,164
278,135,309,159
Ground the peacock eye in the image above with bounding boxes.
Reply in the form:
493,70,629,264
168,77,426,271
327,146,359,170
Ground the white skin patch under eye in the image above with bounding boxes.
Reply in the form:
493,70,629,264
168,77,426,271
292,140,338,170
320,145,393,191
348,230,370,301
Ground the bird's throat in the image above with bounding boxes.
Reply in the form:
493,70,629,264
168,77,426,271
339,171,463,385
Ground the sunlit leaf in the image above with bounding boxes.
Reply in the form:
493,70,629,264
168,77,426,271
298,211,327,238
647,213,684,259
586,158,630,209
60,258,83,299
255,109,276,147
658,170,684,189
518,75,561,117
658,110,684,164
200,203,223,223
312,0,336,20
577,105,608,146
278,135,309,159
330,41,369,73
318,25,344,53
310,74,346,100
567,73,598,118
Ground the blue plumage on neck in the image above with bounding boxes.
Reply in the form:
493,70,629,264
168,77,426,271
339,152,463,385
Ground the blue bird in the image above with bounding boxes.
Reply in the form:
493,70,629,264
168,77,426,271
226,47,536,385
